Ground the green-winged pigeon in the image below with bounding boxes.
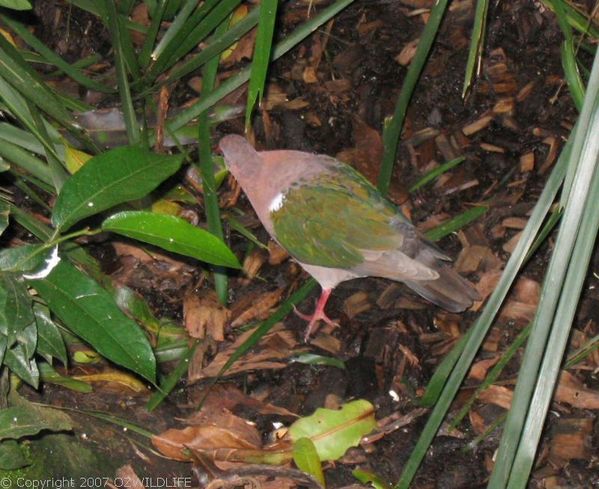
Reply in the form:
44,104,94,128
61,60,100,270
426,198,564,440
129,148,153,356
220,135,479,340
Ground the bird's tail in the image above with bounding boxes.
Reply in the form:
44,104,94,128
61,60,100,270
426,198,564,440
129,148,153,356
403,247,480,312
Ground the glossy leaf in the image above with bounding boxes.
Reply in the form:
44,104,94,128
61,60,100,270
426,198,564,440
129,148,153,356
4,344,39,387
16,321,36,359
52,146,184,231
0,243,49,273
293,437,325,487
28,260,156,382
0,201,8,236
0,404,72,441
102,211,241,269
289,399,376,462
34,304,67,365
0,273,34,336
0,0,32,11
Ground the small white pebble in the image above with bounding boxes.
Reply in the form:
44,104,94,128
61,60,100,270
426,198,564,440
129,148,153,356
388,389,400,402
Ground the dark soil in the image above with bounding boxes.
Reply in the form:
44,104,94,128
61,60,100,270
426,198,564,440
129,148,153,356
7,0,599,488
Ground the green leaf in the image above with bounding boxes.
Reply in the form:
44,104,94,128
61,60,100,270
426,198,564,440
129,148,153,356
0,439,29,470
16,321,36,359
0,243,50,273
0,404,72,441
34,304,68,365
424,206,488,242
288,399,376,462
0,273,34,336
4,344,39,388
52,146,185,231
39,363,93,393
28,260,156,382
0,200,9,236
245,0,278,127
293,437,325,487
353,468,393,489
102,211,241,269
0,0,32,10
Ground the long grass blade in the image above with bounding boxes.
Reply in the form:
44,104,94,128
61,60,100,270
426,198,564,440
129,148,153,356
162,7,259,86
166,0,356,133
462,0,489,99
378,0,450,196
149,0,234,81
197,19,230,304
103,0,140,145
245,0,279,129
394,129,572,489
489,48,599,489
138,0,168,69
0,14,114,94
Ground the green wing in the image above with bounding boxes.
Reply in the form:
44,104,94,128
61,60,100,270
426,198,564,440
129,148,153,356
271,164,404,268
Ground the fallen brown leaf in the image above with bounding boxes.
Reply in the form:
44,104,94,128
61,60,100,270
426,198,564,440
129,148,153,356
184,290,230,341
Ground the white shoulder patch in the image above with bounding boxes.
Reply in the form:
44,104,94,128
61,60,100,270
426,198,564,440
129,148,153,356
268,192,286,213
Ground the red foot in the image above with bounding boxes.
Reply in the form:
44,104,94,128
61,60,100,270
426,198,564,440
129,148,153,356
293,288,339,342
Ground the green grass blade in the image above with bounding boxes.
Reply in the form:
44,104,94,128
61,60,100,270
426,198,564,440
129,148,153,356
510,130,599,488
490,48,599,489
149,0,233,80
245,0,279,129
377,0,449,196
160,6,259,87
552,0,585,110
138,0,168,68
149,0,202,64
542,0,599,38
0,138,53,186
0,14,115,94
197,19,231,304
103,0,140,145
424,206,488,241
449,323,531,430
394,129,572,489
146,341,198,411
462,0,489,99
409,156,465,192
0,36,74,130
166,0,356,134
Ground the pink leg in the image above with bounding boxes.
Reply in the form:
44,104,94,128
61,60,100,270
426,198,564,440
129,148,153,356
293,288,339,341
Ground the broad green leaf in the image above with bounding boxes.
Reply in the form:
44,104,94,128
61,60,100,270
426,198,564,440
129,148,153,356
34,304,67,365
0,440,29,470
289,399,376,462
0,243,50,273
52,146,185,231
28,260,156,382
0,273,34,336
0,0,32,10
4,344,39,387
0,404,72,441
102,211,241,269
16,321,36,359
0,335,6,366
293,437,325,487
0,201,8,235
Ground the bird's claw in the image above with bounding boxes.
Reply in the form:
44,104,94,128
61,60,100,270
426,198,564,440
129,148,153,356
293,305,339,342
